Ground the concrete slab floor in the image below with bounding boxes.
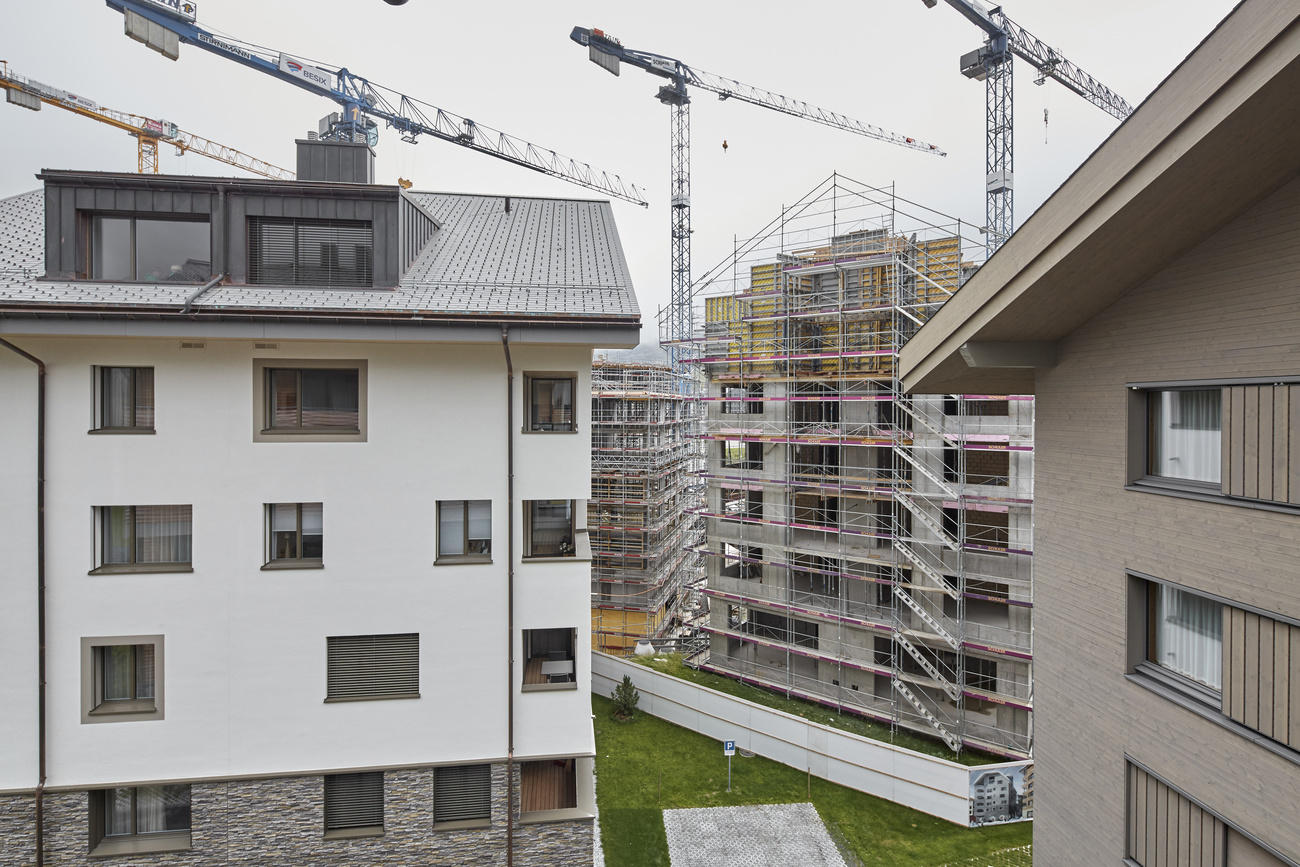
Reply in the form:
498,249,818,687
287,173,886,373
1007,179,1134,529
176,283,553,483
662,802,847,867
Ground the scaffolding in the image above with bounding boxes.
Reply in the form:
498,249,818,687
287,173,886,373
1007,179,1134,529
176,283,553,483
589,361,705,654
670,173,1034,758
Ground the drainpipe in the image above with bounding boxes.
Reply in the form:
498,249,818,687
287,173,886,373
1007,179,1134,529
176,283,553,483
180,272,225,315
500,326,515,867
0,337,46,867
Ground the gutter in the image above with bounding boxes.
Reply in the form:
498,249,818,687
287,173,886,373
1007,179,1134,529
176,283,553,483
0,338,45,867
180,272,225,315
500,326,516,867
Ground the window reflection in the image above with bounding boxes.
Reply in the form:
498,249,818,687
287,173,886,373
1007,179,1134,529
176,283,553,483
90,216,210,282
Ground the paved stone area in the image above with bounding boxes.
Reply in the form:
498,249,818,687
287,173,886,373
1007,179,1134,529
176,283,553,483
663,802,847,867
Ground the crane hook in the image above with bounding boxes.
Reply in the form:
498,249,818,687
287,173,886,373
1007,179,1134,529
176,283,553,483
722,139,728,153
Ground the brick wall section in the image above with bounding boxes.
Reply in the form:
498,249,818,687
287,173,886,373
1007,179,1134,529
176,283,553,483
2,762,592,866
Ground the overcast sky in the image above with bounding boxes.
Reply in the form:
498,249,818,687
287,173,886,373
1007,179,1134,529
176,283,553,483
1,0,1238,345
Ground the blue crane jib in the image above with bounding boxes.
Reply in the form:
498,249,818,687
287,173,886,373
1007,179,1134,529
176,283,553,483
105,0,649,205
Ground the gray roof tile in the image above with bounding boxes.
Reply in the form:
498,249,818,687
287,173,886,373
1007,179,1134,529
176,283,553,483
0,188,639,321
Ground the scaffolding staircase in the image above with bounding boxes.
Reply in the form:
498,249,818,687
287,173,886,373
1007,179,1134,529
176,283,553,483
891,679,962,752
894,540,960,599
895,491,960,551
893,585,960,650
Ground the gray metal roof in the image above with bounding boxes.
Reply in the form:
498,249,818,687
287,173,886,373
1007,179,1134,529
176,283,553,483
0,187,640,322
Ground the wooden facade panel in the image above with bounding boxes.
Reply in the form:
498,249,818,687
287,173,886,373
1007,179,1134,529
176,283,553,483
1228,607,1247,720
1243,386,1259,500
1257,391,1274,501
1129,765,1227,867
1222,604,1235,719
1228,386,1247,498
1272,388,1289,502
1290,385,1300,505
1243,612,1260,730
1291,627,1300,748
1273,624,1290,747
1257,618,1274,738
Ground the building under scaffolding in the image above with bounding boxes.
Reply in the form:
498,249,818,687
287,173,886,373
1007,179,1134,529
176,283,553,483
673,174,1034,758
589,361,705,653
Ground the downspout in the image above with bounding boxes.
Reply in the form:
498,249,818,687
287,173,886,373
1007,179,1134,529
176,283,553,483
0,337,46,867
500,326,515,867
181,272,225,315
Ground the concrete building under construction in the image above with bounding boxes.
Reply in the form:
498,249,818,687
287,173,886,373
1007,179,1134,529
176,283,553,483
589,361,704,653
681,175,1034,758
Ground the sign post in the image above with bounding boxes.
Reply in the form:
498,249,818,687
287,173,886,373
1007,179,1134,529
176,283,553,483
723,739,736,792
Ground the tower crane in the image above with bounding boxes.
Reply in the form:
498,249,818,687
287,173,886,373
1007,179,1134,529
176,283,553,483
103,0,647,206
569,26,946,368
0,61,293,179
919,0,1133,248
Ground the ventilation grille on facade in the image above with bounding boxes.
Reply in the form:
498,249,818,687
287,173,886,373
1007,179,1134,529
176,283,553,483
179,341,205,350
254,343,279,350
248,217,374,288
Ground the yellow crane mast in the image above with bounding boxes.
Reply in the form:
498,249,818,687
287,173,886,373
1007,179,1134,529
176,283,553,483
1,60,294,180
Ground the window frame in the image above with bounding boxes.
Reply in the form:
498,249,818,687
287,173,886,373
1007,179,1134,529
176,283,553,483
90,365,155,434
435,499,493,564
1127,573,1224,707
323,771,385,839
91,505,193,575
247,216,375,289
252,358,368,443
1125,381,1228,495
325,633,420,703
721,383,763,415
521,627,578,693
523,499,581,560
523,372,578,434
433,763,493,829
89,784,192,856
81,635,164,724
263,502,324,570
82,212,211,283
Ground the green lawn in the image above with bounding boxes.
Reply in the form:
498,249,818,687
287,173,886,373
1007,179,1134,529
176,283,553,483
630,654,1002,766
594,694,1031,867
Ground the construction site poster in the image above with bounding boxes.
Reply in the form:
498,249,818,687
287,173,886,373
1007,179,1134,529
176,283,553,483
968,762,1033,828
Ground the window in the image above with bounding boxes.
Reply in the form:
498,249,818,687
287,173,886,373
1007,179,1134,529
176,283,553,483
81,635,164,724
1150,582,1222,692
265,503,323,568
324,772,384,838
90,785,190,855
93,505,192,573
522,628,576,691
1129,572,1300,756
722,384,762,414
253,359,367,442
437,500,491,561
248,217,374,287
721,439,762,470
526,374,576,432
1147,388,1221,484
92,366,154,432
267,368,359,432
942,506,1009,554
325,633,419,702
525,499,575,558
90,215,210,282
434,764,492,827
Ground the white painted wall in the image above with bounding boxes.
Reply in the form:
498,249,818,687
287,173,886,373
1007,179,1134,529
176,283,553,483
0,333,596,790
592,651,1030,826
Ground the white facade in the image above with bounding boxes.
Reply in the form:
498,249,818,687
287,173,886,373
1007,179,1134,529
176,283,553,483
1,332,603,790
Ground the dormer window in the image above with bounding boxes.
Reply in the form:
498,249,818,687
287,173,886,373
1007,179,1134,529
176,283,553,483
247,217,374,288
89,216,210,282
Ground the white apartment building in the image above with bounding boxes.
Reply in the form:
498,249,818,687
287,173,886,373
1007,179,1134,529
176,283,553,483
0,140,639,865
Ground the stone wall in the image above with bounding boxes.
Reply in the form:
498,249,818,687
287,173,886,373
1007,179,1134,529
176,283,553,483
1,762,592,866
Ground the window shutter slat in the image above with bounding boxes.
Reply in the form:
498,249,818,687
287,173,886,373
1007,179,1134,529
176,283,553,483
326,633,419,700
435,764,492,823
